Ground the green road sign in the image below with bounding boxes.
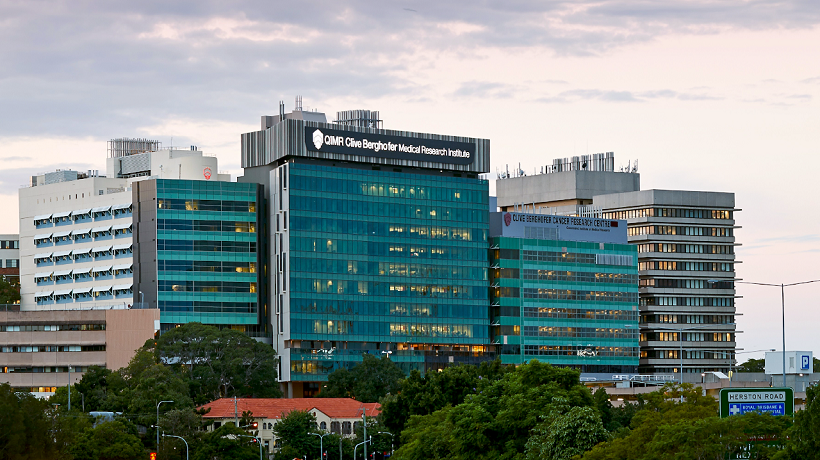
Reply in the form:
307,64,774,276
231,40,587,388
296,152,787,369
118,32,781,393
719,387,794,418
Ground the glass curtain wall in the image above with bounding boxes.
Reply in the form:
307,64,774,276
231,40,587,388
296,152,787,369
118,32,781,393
287,163,490,380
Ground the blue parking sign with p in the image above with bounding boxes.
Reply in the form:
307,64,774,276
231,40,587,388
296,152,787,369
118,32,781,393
802,355,810,370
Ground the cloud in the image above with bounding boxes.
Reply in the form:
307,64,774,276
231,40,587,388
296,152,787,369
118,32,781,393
451,81,517,99
0,0,817,139
0,165,95,195
0,156,33,162
536,88,721,103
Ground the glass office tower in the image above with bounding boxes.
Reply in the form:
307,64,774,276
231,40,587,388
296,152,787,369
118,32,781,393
133,179,266,335
489,212,639,372
240,108,492,396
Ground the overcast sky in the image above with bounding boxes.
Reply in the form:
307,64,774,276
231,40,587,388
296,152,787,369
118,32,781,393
1,0,818,359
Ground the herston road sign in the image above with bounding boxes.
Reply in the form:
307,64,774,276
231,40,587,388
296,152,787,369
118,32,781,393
719,388,794,418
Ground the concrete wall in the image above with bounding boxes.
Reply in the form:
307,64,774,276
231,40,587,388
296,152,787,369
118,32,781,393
105,308,160,370
496,170,640,208
593,189,735,210
0,308,159,394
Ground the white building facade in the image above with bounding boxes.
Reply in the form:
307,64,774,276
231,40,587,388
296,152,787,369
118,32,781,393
18,140,229,311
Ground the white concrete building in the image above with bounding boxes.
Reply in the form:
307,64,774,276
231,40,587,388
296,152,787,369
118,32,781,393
18,139,229,310
0,234,20,284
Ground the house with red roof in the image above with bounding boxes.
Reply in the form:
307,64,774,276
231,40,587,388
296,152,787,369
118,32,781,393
199,397,380,450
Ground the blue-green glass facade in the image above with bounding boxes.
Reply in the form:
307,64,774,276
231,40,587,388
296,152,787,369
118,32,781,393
281,162,490,382
490,237,639,372
151,179,263,328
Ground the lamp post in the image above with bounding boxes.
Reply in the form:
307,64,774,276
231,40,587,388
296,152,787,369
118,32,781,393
655,323,735,387
156,400,173,449
729,348,775,387
709,279,819,387
310,432,330,460
354,438,371,460
375,431,394,457
162,434,188,460
360,409,368,460
237,434,263,460
67,365,71,411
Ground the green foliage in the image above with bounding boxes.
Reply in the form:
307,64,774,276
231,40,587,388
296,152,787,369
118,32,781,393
272,410,319,458
380,359,511,438
322,354,405,403
0,383,56,459
737,358,766,373
192,424,259,460
160,408,205,442
394,408,455,460
68,420,145,460
49,385,85,412
74,366,115,412
154,322,282,403
0,276,20,304
581,383,793,460
393,360,592,460
777,384,820,459
525,406,609,460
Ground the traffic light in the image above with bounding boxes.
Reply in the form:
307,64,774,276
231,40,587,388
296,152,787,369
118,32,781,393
149,453,157,460
250,422,258,429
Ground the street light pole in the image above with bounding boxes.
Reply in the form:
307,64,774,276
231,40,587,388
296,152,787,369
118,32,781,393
162,434,188,460
67,365,71,411
375,431,395,457
310,432,330,460
657,324,732,386
354,438,370,460
729,349,775,388
237,434,263,460
712,279,819,388
156,400,173,450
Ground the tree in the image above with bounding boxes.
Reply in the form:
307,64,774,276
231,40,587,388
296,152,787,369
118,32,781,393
192,424,259,460
74,366,114,412
737,358,765,373
322,354,404,403
577,383,799,460
272,410,319,459
154,322,282,403
777,384,820,459
525,406,609,460
68,420,144,460
393,408,455,460
0,276,20,304
380,360,511,438
394,360,593,460
0,383,55,460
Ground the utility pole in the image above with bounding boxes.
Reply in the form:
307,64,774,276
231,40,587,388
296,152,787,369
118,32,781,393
362,410,367,460
234,396,239,427
67,365,71,411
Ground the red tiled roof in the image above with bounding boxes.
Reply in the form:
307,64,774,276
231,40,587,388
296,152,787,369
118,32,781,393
199,398,381,420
